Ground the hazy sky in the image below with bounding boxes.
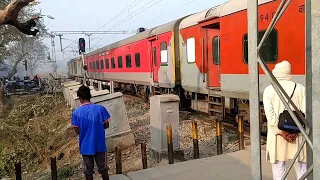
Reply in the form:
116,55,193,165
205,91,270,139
36,0,227,74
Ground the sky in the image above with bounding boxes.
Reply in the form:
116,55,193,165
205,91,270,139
36,0,228,75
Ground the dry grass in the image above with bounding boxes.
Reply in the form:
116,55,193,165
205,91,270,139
0,93,75,179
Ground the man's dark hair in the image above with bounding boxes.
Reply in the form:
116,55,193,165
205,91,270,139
77,85,92,100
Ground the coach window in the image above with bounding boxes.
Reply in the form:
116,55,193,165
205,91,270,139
213,36,220,65
187,38,196,63
126,54,132,68
111,58,115,69
135,53,141,67
96,60,100,69
118,56,123,68
153,47,158,66
100,60,104,69
243,29,278,63
160,42,168,64
90,62,92,70
93,60,96,69
105,59,110,69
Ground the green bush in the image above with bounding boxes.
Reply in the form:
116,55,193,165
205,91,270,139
57,165,74,180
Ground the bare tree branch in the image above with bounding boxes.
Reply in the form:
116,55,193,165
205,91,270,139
7,18,38,36
0,0,38,36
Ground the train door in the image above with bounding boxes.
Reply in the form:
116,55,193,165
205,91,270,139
150,39,159,83
206,26,220,87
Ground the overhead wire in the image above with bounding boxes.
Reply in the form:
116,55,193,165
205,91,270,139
107,0,162,30
91,0,163,49
61,0,143,52
132,0,197,29
94,0,144,32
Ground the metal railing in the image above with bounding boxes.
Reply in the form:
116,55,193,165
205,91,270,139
248,0,319,179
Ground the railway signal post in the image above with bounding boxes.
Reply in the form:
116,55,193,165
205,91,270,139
79,38,87,85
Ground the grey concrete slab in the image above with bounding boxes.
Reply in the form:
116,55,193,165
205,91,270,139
97,174,131,180
110,174,131,180
127,149,297,180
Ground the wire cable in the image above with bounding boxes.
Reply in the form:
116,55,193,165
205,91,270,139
91,0,162,49
94,0,143,31
107,0,162,31
61,0,143,52
132,0,196,29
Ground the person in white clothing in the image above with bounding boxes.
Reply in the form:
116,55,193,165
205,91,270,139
263,61,307,180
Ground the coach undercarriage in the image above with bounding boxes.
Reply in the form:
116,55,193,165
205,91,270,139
187,90,268,135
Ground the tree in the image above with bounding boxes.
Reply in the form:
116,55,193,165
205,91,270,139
0,1,48,111
0,0,40,36
5,33,48,79
1,1,48,79
26,39,48,76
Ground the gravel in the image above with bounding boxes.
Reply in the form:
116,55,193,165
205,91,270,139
102,95,242,175
59,94,243,179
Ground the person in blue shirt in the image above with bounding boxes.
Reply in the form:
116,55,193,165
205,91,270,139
72,85,110,180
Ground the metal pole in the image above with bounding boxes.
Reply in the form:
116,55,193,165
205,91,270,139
50,36,55,75
50,157,57,180
216,120,222,155
248,0,262,179
81,53,87,85
86,34,92,51
257,0,286,51
141,143,148,169
115,146,122,174
15,162,22,180
167,124,174,164
305,0,313,179
299,165,313,180
311,1,320,179
192,120,200,159
282,138,307,180
51,36,58,78
58,34,63,52
89,35,91,51
238,115,245,150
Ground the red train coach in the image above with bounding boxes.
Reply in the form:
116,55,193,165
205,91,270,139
179,0,305,127
83,17,186,99
68,0,306,131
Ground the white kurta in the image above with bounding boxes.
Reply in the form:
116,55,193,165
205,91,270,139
263,80,306,164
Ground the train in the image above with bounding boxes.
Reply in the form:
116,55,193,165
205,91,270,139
67,0,306,133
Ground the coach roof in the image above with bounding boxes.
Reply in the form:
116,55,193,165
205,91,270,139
86,17,186,57
179,0,274,29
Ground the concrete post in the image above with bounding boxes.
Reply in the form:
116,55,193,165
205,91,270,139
98,81,102,91
110,81,114,94
310,0,320,179
247,0,262,179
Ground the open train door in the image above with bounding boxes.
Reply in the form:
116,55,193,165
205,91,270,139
200,20,221,88
148,36,159,83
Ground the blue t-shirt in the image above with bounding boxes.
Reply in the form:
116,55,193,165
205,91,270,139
71,103,110,155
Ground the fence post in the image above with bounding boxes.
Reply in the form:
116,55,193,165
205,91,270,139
192,120,200,159
50,157,57,180
216,120,222,155
141,143,148,169
115,147,122,174
15,162,22,180
167,124,174,164
238,115,245,150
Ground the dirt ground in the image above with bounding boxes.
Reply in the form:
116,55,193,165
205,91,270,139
1,93,242,179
